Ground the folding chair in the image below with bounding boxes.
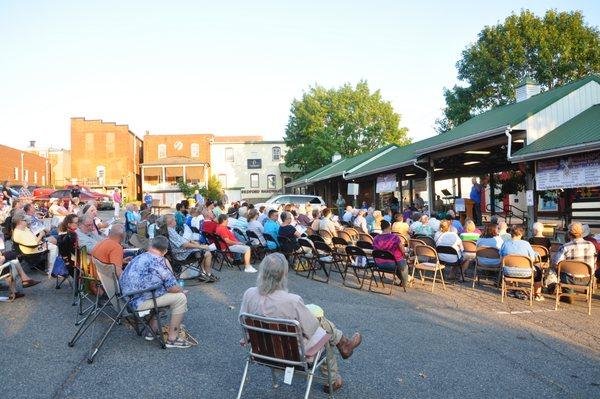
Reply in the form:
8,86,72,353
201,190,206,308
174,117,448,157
206,232,241,271
308,234,325,244
370,250,406,294
501,255,535,306
296,238,317,277
555,260,594,315
277,236,301,269
163,237,205,279
415,235,436,248
344,227,359,242
237,313,334,399
0,260,18,301
436,245,465,282
337,230,353,245
343,246,375,290
72,247,104,326
531,244,550,286
407,239,426,269
304,227,315,236
311,241,344,283
358,233,373,244
246,230,267,262
472,247,502,289
12,239,48,274
318,229,334,244
412,245,446,292
263,233,280,252
69,258,167,363
462,240,477,272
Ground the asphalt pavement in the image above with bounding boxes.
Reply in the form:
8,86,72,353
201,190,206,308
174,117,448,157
1,211,600,398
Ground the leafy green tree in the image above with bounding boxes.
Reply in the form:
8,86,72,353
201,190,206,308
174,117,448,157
284,81,410,172
437,9,600,132
177,175,222,201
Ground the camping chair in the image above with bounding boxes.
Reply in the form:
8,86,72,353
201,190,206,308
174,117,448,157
263,233,280,252
472,247,502,289
206,232,241,271
296,238,318,277
531,244,550,285
72,247,104,326
436,245,465,282
311,241,344,283
69,258,167,363
358,233,373,244
501,255,535,306
162,235,205,279
555,260,594,315
343,245,375,290
246,230,267,262
412,245,446,292
370,250,406,295
12,239,48,274
237,313,334,399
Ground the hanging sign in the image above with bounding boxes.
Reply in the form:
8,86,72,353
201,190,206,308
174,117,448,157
376,173,397,193
536,153,600,190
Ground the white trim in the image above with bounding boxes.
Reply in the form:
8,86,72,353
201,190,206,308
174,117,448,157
415,125,510,155
510,141,600,162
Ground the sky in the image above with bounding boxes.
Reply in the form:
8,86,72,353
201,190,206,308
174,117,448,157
1,0,599,150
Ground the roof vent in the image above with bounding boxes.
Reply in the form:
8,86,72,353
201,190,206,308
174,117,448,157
515,77,541,102
28,140,36,148
331,152,342,162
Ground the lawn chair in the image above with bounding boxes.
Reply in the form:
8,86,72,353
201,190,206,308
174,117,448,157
69,258,167,363
311,241,344,283
72,247,104,326
370,250,406,295
237,313,334,399
555,260,594,315
501,255,535,306
436,245,465,282
343,245,375,290
412,245,446,292
472,247,502,289
12,239,48,274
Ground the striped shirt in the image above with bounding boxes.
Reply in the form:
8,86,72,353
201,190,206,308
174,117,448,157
554,238,596,269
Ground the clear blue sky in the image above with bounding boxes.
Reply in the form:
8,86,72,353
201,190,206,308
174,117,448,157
1,0,599,150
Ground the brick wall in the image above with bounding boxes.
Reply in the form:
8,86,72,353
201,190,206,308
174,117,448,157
143,133,212,164
0,144,48,185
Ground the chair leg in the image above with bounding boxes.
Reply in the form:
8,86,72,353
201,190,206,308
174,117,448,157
325,344,334,399
88,305,129,363
304,353,320,399
236,359,250,399
555,284,560,310
440,268,446,290
271,368,279,388
501,279,505,303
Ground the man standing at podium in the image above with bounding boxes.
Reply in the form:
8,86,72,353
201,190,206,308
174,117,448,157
470,177,483,226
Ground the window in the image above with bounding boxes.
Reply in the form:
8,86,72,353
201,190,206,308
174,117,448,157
267,174,276,189
13,167,18,180
250,173,259,188
191,143,200,158
218,174,228,188
106,132,115,156
42,175,46,186
96,165,106,185
272,146,281,161
24,169,28,182
34,171,38,184
158,144,167,159
85,133,94,152
225,147,234,162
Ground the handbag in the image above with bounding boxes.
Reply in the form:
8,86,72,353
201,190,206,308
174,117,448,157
51,256,69,277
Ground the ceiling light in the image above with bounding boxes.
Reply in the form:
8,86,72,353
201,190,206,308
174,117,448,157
463,161,480,166
514,139,525,143
404,173,416,177
434,168,443,172
465,150,490,155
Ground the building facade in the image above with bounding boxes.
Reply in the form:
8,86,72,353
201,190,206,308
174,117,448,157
25,141,71,187
0,144,49,186
210,137,291,201
70,117,143,200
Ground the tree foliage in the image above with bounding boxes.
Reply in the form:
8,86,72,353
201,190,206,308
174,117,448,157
437,9,600,133
284,81,410,172
178,175,222,201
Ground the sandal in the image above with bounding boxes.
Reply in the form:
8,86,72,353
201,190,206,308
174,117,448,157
166,337,191,349
22,280,41,288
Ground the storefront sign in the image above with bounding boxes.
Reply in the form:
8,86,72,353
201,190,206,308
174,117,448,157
241,189,278,194
376,173,397,193
536,153,600,190
247,159,262,169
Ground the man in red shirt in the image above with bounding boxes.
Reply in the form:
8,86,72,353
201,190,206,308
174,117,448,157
215,214,256,273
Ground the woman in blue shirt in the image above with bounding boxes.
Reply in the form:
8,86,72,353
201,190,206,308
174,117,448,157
500,226,543,301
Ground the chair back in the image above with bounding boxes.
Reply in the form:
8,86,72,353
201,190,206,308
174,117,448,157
298,237,315,252
92,258,124,314
319,229,333,241
304,227,314,236
313,240,333,255
239,313,310,368
337,230,352,242
210,233,230,251
246,230,260,241
501,254,534,269
277,236,298,254
344,227,359,240
263,233,279,249
409,239,426,254
398,234,409,249
531,244,549,261
372,249,397,263
345,245,367,258
414,245,438,262
358,233,373,244
331,236,349,248
436,245,460,257
415,235,436,248
462,240,477,253
476,247,501,266
233,227,248,242
557,260,592,279
308,234,324,243
356,240,373,250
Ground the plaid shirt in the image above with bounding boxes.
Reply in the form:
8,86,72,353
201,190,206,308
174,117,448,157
19,187,32,198
168,227,202,261
554,238,597,269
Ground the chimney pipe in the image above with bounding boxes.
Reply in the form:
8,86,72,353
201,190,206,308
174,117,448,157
29,140,36,148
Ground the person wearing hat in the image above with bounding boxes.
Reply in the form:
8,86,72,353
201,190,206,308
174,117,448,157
554,222,597,302
582,224,600,255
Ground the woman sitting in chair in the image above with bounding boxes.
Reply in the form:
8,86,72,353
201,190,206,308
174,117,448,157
373,220,411,287
435,220,464,279
500,226,542,301
240,253,362,393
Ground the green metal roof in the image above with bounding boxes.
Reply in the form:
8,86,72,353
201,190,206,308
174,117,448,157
286,160,343,187
511,104,600,161
416,75,600,155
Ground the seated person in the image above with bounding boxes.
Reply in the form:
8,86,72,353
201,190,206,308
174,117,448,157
460,219,480,241
174,203,185,230
353,209,369,234
91,224,133,277
246,208,266,246
445,210,464,234
12,210,58,274
413,215,433,237
240,253,362,393
278,211,301,251
119,236,191,349
215,214,257,273
263,209,281,250
124,204,139,233
1,251,40,299
500,226,542,301
372,220,411,286
371,210,383,234
163,214,217,282
48,197,70,228
554,222,597,303
342,206,354,224
428,213,441,233
498,221,511,242
435,220,464,279
528,222,551,249
56,214,79,275
310,209,322,232
475,223,503,266
296,204,313,227
76,214,103,253
391,213,410,241
317,208,338,243
80,202,110,234
23,203,49,236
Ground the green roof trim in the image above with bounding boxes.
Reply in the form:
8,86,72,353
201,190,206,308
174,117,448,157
286,160,343,187
279,163,302,173
511,104,600,161
415,75,600,155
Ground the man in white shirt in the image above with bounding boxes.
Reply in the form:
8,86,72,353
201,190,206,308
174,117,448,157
342,206,354,224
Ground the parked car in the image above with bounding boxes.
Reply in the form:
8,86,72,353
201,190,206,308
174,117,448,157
253,194,326,214
64,185,114,210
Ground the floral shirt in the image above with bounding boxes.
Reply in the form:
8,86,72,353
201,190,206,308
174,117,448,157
119,252,177,309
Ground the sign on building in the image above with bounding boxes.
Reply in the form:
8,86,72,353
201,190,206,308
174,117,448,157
536,153,600,190
376,173,397,193
247,159,262,169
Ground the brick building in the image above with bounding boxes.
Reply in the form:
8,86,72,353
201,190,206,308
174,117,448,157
26,141,71,187
0,144,49,186
70,118,143,200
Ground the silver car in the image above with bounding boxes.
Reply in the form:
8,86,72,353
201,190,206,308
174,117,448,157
255,194,326,213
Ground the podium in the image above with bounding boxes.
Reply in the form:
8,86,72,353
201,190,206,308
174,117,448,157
454,198,474,225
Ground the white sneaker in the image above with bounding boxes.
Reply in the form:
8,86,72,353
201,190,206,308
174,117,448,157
244,265,257,273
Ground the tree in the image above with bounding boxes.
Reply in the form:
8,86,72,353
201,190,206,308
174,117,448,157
284,81,410,172
436,9,600,133
177,175,222,201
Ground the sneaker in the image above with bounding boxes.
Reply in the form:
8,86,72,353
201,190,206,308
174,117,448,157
534,295,545,302
198,272,209,281
166,338,191,349
144,330,156,341
514,291,528,300
208,274,220,282
244,265,258,273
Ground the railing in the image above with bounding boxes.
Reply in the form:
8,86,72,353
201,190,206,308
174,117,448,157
486,202,528,225
142,182,181,192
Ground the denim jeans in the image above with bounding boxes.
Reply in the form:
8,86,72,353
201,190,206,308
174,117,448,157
560,272,590,294
375,259,409,286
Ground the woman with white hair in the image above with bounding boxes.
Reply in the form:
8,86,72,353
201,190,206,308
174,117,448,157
240,253,362,393
528,221,551,249
353,209,368,233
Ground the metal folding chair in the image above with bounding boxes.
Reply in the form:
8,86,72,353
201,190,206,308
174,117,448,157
555,260,594,315
237,313,334,399
311,241,344,283
246,230,267,262
501,255,535,306
12,239,48,274
343,245,375,290
412,245,446,292
370,250,406,294
472,247,502,288
263,233,280,252
436,245,465,282
207,232,242,271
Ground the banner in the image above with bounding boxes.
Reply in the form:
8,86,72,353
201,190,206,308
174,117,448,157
536,153,600,191
376,173,397,193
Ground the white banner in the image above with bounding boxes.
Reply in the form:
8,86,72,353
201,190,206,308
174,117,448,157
376,173,397,193
536,153,600,191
